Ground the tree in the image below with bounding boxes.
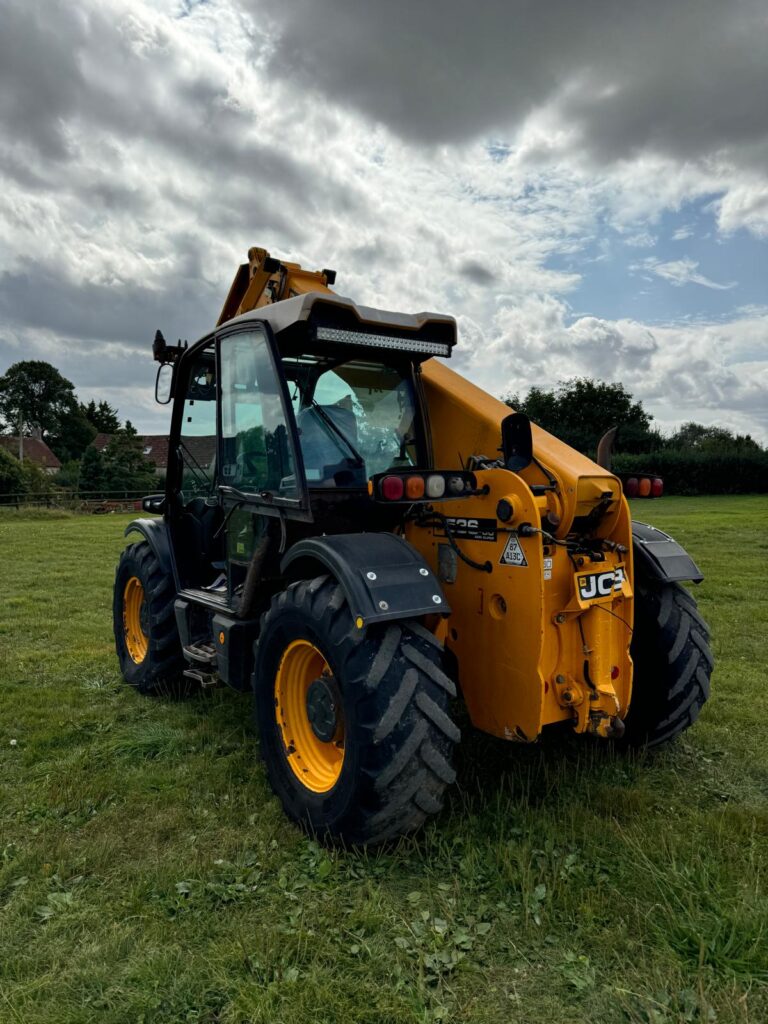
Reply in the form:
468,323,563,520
0,361,77,440
85,399,120,434
0,447,25,503
47,403,97,463
101,421,157,494
666,422,763,454
78,444,108,497
0,447,51,504
505,378,660,456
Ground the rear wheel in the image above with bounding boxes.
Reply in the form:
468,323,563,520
113,540,183,695
624,579,713,747
253,576,460,845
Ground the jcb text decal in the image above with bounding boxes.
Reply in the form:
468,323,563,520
577,565,625,601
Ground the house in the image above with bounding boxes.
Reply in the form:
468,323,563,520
90,433,216,477
0,436,62,474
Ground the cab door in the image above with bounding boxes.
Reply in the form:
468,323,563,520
216,323,309,607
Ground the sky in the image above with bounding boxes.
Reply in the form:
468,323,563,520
1,0,767,441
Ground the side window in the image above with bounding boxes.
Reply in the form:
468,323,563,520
179,344,217,498
219,329,298,497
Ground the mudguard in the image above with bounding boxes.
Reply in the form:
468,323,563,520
281,532,450,627
124,518,173,576
632,521,704,583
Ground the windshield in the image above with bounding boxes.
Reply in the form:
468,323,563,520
284,355,420,488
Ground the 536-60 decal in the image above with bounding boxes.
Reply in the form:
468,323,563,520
576,565,626,601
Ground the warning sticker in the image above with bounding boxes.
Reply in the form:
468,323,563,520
543,556,553,581
499,534,528,566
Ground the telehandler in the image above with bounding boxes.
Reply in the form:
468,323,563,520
114,247,713,844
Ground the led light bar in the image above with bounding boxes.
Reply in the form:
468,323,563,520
316,325,450,357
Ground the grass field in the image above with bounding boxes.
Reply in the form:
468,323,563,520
1,496,766,1024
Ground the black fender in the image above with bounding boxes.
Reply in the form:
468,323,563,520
632,521,703,584
124,518,173,577
281,532,450,627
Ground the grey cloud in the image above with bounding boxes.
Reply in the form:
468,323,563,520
0,0,354,215
0,249,221,350
0,2,85,159
256,0,768,171
459,261,497,286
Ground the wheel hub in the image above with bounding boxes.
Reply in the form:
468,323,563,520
274,639,345,793
306,676,342,742
123,576,149,664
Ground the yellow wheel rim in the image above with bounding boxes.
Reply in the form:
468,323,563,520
123,576,149,664
274,639,345,794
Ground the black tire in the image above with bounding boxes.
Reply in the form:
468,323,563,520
253,576,460,845
113,540,184,696
623,579,713,747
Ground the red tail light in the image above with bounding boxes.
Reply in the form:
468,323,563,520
381,475,404,500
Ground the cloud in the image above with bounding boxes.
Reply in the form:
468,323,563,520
636,258,737,290
622,232,656,249
466,298,768,439
0,0,766,445
257,0,768,174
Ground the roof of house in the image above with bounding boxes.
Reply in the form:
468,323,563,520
90,433,215,470
138,435,170,468
91,433,112,452
0,436,62,470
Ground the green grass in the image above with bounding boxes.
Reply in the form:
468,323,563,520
0,496,766,1024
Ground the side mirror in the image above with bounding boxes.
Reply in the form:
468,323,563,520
142,494,166,515
501,412,533,473
155,362,174,405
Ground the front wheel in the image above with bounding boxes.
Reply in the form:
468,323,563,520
624,579,714,747
253,577,460,845
113,540,183,695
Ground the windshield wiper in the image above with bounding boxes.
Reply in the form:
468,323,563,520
310,399,365,467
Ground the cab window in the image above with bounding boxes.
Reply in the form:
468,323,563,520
219,329,298,498
178,343,217,498
284,355,419,488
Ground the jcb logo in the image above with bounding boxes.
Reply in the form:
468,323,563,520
577,566,625,601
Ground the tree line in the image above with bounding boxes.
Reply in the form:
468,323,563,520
506,379,767,494
1,360,765,502
0,360,157,500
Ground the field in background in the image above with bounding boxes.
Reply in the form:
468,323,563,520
1,496,766,1024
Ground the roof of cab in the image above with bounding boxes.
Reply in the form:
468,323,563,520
221,290,456,340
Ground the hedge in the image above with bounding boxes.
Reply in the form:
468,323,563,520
612,449,768,495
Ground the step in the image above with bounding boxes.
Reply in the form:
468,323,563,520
183,641,217,666
183,667,220,689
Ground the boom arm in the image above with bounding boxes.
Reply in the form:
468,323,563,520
217,247,337,326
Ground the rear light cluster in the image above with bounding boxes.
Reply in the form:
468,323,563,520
369,470,477,503
622,475,663,498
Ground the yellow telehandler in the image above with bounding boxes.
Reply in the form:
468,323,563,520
114,247,713,844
